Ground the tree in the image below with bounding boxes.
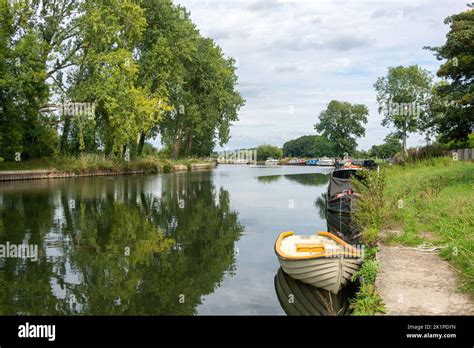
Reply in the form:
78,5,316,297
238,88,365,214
282,135,334,157
368,134,401,159
374,65,433,159
314,100,368,157
138,0,244,159
0,1,58,160
425,6,474,143
256,144,282,161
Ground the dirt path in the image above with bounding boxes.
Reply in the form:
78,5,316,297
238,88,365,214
375,244,474,315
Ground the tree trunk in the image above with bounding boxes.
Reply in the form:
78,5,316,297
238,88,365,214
60,115,71,154
402,131,408,160
172,129,182,160
186,129,193,157
137,132,145,157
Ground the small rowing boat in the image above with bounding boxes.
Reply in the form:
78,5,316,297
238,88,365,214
274,231,362,294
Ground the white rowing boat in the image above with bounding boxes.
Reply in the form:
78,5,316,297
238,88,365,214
274,231,362,294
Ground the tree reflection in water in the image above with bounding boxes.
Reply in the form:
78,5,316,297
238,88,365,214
0,172,243,314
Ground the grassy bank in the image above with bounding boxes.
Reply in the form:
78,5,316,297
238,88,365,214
351,157,474,313
382,157,474,293
0,154,214,174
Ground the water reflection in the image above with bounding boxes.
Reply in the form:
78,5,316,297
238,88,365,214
0,173,243,314
274,267,355,315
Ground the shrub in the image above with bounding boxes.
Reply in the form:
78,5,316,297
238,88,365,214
161,160,172,173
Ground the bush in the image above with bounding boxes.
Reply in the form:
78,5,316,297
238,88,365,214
256,144,282,161
406,143,450,162
352,259,379,284
161,160,172,173
352,170,386,239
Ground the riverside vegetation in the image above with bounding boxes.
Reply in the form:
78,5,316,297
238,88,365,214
350,157,474,314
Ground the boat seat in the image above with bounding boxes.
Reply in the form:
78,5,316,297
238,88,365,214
296,243,325,253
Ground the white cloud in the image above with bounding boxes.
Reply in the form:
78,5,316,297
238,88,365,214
174,0,468,150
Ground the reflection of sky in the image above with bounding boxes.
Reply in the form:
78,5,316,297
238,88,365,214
197,165,331,314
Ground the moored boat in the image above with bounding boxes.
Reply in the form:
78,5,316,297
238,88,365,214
288,158,307,165
306,159,319,166
317,157,335,166
274,231,362,294
326,167,365,214
265,157,279,165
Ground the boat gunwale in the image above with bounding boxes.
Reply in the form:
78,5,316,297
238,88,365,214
274,231,361,261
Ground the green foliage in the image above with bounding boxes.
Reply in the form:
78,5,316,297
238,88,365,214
352,259,379,284
256,144,282,161
141,143,159,157
425,7,474,143
352,170,386,245
161,160,173,173
314,100,368,157
369,134,401,159
0,0,243,162
405,143,450,162
282,135,334,157
350,283,386,316
374,65,433,159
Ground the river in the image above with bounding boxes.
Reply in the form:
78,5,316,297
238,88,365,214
0,165,358,315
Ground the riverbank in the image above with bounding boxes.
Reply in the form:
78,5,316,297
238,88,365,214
381,157,474,295
351,157,474,315
0,155,216,181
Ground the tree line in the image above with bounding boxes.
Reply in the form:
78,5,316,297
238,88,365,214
0,0,244,161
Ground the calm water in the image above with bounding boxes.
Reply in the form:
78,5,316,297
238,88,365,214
0,165,357,315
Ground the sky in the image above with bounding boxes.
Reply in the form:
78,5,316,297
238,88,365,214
171,0,468,151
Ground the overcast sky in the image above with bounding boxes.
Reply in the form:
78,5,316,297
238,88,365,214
172,0,468,151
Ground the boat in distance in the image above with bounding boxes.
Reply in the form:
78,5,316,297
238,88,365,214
265,157,279,165
274,231,362,294
317,157,335,166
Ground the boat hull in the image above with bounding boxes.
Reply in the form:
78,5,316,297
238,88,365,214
327,194,358,214
277,256,361,294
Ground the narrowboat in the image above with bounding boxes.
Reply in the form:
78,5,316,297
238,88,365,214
326,167,365,214
306,159,319,166
288,158,307,165
317,157,335,166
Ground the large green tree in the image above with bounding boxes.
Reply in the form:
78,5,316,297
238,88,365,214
374,65,433,159
138,0,244,159
314,100,368,157
256,144,282,161
282,135,334,157
425,6,474,144
1,0,243,161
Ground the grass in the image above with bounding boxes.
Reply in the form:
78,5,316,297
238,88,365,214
350,283,386,316
350,246,386,315
0,154,213,174
382,157,474,293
